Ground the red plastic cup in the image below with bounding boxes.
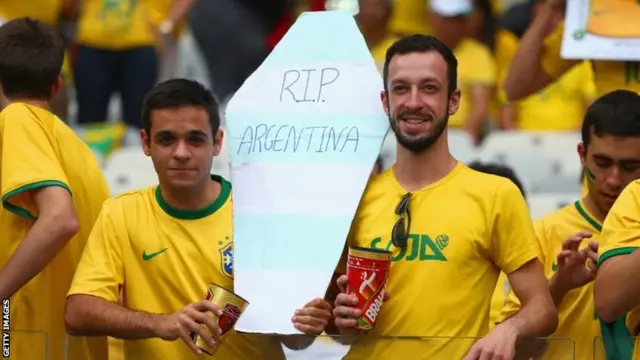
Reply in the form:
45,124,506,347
346,246,392,331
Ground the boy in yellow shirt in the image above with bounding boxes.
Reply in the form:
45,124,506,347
65,79,332,360
429,0,496,144
0,18,110,360
501,90,640,360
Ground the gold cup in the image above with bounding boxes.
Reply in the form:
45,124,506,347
190,284,249,356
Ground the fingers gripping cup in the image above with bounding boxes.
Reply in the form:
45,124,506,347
191,284,249,356
346,246,392,331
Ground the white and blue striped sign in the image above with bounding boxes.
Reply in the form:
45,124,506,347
226,10,389,334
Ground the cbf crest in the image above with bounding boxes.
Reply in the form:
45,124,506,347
219,242,233,278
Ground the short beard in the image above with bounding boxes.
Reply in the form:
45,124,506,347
390,113,449,153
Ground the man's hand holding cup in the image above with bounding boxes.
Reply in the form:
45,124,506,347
333,246,392,335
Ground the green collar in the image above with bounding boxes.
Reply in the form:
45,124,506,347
155,175,231,220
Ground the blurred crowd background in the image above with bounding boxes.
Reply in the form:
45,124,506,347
1,0,589,212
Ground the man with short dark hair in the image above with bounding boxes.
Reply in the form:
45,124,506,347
0,17,110,360
500,89,640,360
65,79,333,360
326,34,557,360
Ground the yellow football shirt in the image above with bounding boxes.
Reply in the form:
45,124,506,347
76,0,156,50
501,200,603,360
147,0,187,38
0,0,63,27
598,179,640,360
542,21,640,97
0,103,110,360
68,176,285,360
496,30,595,131
370,36,400,73
343,163,538,360
388,0,431,36
449,39,497,128
516,61,595,131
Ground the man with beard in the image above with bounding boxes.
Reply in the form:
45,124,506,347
324,34,557,360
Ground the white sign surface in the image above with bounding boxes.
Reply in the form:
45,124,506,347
225,11,389,334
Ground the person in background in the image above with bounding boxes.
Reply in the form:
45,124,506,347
429,0,496,144
504,0,601,195
0,18,110,360
388,0,431,38
148,0,198,82
65,79,332,360
188,0,290,104
0,0,78,121
593,96,640,359
495,0,595,131
74,0,191,129
467,161,527,330
501,90,640,360
504,0,639,102
326,34,556,360
355,0,398,72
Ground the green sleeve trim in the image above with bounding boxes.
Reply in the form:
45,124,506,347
599,247,638,268
1,180,71,220
599,316,634,360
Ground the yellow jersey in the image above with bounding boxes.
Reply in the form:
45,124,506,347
598,179,640,360
450,39,496,128
147,0,186,38
542,21,640,97
68,176,286,360
389,0,431,36
370,36,400,74
496,30,595,131
0,103,110,360
76,0,156,50
0,0,72,85
501,200,603,360
343,163,538,360
0,0,63,27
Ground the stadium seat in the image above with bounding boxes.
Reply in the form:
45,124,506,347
528,193,580,220
176,28,212,89
481,131,547,155
481,150,558,193
103,147,157,196
539,132,583,176
531,174,582,194
449,129,482,164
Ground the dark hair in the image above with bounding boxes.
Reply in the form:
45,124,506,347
581,89,640,150
382,35,458,96
142,79,221,136
468,161,527,199
472,0,497,53
0,18,64,100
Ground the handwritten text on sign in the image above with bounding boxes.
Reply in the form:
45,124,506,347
279,68,340,103
237,125,359,155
